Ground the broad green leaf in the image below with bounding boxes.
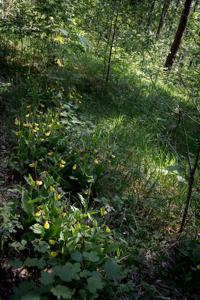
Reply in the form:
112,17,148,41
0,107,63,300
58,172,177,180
21,291,40,300
71,251,83,262
30,223,44,235
104,259,123,281
11,281,35,300
9,258,23,269
83,251,100,263
10,240,27,251
80,270,92,278
53,262,81,282
24,257,46,270
40,271,55,286
51,285,73,299
33,240,50,253
87,273,103,294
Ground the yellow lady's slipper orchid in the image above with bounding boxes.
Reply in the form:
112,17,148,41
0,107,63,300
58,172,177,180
62,212,67,218
35,180,43,187
50,251,58,257
49,239,56,246
44,221,50,230
49,186,56,192
75,222,81,230
72,164,77,171
94,159,99,165
54,35,65,44
84,189,90,195
105,226,111,233
54,193,62,201
29,162,36,168
45,131,51,137
100,207,107,217
35,210,43,217
197,265,200,271
55,59,64,68
23,123,31,128
15,118,20,126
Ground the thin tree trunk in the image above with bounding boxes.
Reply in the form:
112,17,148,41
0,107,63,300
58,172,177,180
164,0,193,69
156,0,171,38
103,9,116,76
179,140,200,233
105,5,119,83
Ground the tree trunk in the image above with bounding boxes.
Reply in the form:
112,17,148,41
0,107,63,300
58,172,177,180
156,0,171,38
164,0,193,69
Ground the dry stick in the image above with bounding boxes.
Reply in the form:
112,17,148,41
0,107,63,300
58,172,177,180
179,134,200,233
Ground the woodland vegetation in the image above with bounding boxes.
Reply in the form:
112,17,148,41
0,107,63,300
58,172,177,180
1,0,200,299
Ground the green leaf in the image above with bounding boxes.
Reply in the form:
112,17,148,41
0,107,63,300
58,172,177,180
40,271,55,286
71,251,83,262
24,174,36,187
21,190,34,215
30,223,44,235
51,285,73,299
32,240,50,253
11,281,35,300
77,193,87,208
83,251,100,263
21,292,40,300
104,259,122,281
24,257,46,270
10,240,27,251
80,270,92,278
9,258,23,269
53,262,81,282
87,273,104,294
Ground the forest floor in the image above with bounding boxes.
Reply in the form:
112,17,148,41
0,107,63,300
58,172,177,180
0,56,200,299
